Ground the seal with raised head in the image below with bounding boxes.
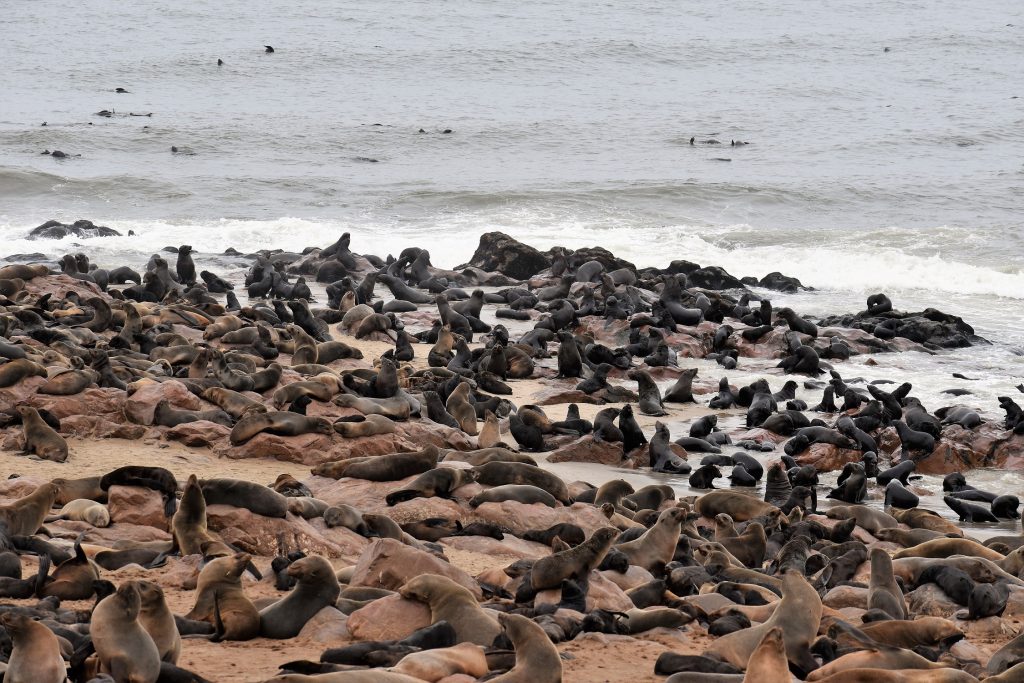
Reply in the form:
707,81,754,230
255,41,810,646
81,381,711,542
867,547,908,620
92,581,162,683
16,406,68,462
186,552,260,640
259,555,341,638
488,612,562,682
528,526,619,593
615,507,687,571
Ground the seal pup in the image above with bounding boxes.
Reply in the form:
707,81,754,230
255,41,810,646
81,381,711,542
399,574,501,646
527,526,619,595
92,581,162,683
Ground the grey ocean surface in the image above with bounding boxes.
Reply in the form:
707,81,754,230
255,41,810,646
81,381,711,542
1,1,1023,343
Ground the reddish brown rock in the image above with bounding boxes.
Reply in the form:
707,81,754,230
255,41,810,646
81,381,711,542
535,570,632,612
207,505,367,558
58,415,145,440
531,387,605,407
31,387,125,422
795,443,863,472
307,474,467,522
548,436,624,466
440,535,551,560
471,501,611,536
349,538,480,597
575,318,631,347
347,594,432,641
124,380,202,425
297,607,349,642
164,420,231,447
823,585,868,610
159,555,202,590
107,485,169,530
80,523,170,546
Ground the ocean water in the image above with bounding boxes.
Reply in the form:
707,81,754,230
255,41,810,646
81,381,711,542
1,1,1023,381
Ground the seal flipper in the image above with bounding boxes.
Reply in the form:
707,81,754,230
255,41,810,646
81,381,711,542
33,552,51,597
385,489,421,506
159,661,214,683
211,591,226,643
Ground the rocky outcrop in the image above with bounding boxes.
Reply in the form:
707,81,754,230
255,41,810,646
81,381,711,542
758,272,806,293
124,381,201,426
28,219,121,240
687,266,745,290
207,505,368,559
347,594,432,641
548,436,624,466
107,485,168,530
817,308,984,349
461,232,551,281
350,538,481,596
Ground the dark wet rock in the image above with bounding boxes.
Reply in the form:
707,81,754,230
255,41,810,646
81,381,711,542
29,219,121,240
687,266,745,290
462,231,551,280
546,245,636,274
817,308,985,349
758,271,806,293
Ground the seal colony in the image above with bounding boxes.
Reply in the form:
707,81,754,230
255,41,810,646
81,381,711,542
0,229,1022,682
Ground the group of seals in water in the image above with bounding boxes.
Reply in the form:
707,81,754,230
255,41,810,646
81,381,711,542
0,232,1022,681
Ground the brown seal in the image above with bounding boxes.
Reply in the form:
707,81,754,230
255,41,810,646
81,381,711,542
742,626,789,683
332,393,411,420
202,387,267,418
38,368,94,395
92,581,162,683
38,540,99,599
185,552,260,640
391,642,489,681
478,410,501,448
0,612,67,683
137,579,181,663
313,445,439,481
471,461,571,504
52,475,106,505
707,570,822,674
0,359,48,388
893,537,1004,561
891,507,963,536
487,612,561,682
695,490,779,522
805,648,948,681
171,474,232,557
16,406,68,462
385,467,477,506
616,508,688,571
229,410,332,445
0,481,60,535
529,527,619,592
272,379,333,408
259,555,341,638
445,381,477,435
333,413,398,438
469,484,558,508
399,573,501,646
867,547,907,620
856,616,963,649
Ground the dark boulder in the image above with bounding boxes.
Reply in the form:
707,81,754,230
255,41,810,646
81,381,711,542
688,266,745,290
462,232,551,280
758,271,806,293
29,220,121,240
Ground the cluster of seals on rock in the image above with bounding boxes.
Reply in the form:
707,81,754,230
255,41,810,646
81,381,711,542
0,232,1018,682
